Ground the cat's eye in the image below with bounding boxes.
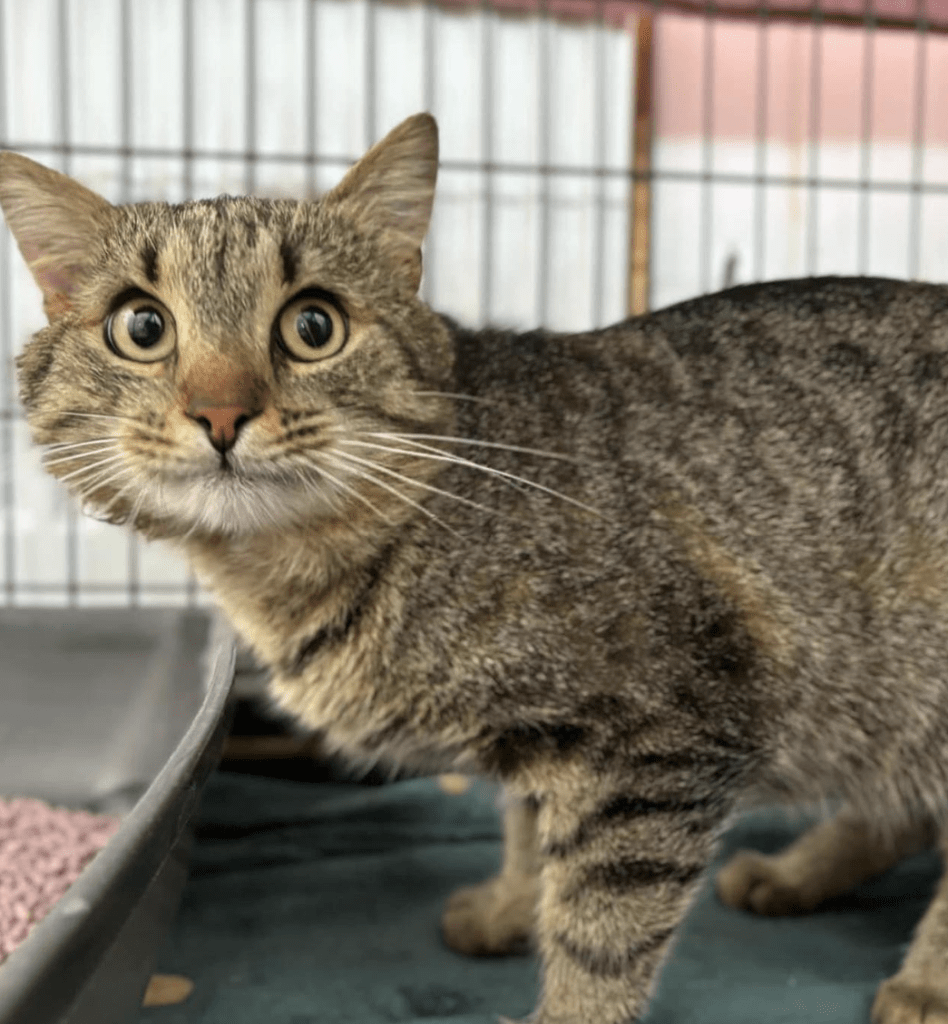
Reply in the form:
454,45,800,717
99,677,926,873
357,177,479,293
275,290,348,363
105,295,176,363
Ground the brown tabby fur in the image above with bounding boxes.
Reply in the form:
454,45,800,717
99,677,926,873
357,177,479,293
3,114,948,1023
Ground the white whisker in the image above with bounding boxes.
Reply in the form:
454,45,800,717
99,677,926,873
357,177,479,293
57,453,127,484
301,460,395,526
366,431,583,465
125,485,148,529
44,436,118,453
74,465,133,495
352,434,605,519
329,448,504,526
283,461,344,515
322,452,463,538
295,474,344,517
181,505,206,542
76,467,133,501
93,482,134,523
42,444,120,468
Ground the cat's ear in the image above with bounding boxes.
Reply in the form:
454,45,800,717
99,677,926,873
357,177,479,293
325,113,438,294
0,152,114,319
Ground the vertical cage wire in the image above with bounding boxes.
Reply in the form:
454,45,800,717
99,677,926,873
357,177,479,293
305,0,318,181
421,0,437,306
805,0,823,275
182,0,196,201
908,0,928,279
364,0,378,151
245,0,258,196
857,0,874,274
591,0,608,327
752,2,769,282
536,0,551,326
479,0,495,327
699,0,715,294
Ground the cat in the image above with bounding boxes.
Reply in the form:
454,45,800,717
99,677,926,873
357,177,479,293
2,112,948,1024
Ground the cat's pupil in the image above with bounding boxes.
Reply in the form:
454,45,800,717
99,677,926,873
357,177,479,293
296,307,332,348
127,308,164,348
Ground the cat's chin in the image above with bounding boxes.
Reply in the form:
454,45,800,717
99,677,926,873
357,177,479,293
135,471,338,537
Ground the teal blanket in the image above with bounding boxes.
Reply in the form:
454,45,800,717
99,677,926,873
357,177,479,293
140,773,940,1023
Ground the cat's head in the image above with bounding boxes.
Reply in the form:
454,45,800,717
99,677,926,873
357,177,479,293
0,113,455,538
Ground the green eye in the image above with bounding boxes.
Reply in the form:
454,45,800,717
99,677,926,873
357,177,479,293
276,290,348,362
106,296,176,362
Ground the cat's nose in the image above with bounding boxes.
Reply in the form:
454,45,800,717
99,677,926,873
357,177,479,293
187,403,255,452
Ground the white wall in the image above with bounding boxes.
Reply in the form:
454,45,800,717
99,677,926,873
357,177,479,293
652,139,948,310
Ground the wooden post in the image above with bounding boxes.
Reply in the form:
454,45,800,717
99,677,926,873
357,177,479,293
628,10,654,317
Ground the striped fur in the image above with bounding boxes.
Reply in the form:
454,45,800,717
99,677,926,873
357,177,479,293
4,114,948,1022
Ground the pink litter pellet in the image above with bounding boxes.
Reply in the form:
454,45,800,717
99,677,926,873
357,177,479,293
0,798,119,964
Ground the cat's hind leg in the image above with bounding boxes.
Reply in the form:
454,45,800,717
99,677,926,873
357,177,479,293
441,791,539,956
716,807,933,916
872,822,948,1024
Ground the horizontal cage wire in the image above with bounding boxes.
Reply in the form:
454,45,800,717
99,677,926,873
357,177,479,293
0,0,946,607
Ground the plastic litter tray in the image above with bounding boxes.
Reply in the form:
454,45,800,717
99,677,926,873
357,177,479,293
0,608,236,1024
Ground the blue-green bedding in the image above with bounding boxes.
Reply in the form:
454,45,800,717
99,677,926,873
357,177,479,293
140,772,940,1023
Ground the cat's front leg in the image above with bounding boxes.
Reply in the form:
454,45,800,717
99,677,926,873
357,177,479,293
523,777,723,1024
872,822,948,1024
442,791,539,956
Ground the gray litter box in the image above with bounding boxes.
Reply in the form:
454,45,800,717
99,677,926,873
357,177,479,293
0,608,236,1024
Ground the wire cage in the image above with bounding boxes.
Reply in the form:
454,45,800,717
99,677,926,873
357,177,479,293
0,0,946,607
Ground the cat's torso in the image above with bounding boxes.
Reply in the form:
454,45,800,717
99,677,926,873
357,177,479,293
188,275,948,823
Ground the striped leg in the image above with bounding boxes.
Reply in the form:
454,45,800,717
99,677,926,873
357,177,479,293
442,792,539,956
872,823,948,1024
525,776,725,1024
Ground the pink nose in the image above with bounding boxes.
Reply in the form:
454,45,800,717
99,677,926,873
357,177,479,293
187,403,253,451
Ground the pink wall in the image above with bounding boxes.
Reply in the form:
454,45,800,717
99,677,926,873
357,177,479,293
435,0,948,32
655,14,948,144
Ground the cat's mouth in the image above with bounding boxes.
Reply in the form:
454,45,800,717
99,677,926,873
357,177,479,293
131,455,340,535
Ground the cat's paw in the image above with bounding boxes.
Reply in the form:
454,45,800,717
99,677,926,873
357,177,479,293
715,849,822,916
441,874,537,956
872,976,948,1024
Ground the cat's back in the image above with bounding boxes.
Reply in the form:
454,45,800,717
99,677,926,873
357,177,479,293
640,275,948,401
455,276,948,512
447,276,948,634
456,275,948,417
622,275,948,532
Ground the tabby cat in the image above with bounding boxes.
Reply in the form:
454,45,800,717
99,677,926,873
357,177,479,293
2,113,948,1024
